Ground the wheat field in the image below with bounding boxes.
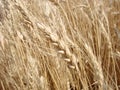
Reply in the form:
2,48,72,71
0,0,120,90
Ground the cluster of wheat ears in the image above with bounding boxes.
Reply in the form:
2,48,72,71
0,0,120,90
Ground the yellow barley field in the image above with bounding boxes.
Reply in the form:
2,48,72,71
0,0,120,90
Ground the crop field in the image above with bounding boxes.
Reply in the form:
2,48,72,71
0,0,120,90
